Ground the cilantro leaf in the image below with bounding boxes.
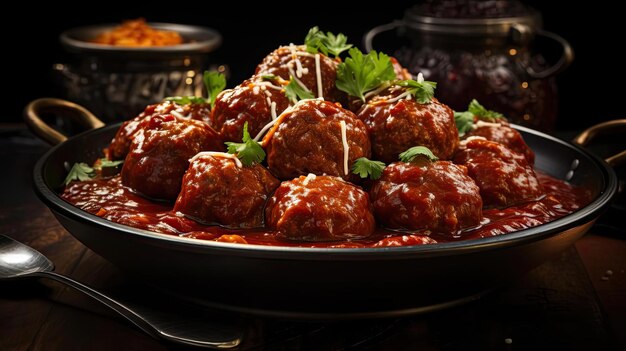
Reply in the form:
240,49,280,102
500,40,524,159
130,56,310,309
336,48,396,102
99,159,124,168
164,96,206,105
305,27,352,57
305,27,325,54
284,76,315,103
225,122,266,166
454,111,475,136
395,79,437,104
261,74,278,81
399,146,439,163
352,157,386,180
467,99,504,122
64,162,95,185
203,71,226,109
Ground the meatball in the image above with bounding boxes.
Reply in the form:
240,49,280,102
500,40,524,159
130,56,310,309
391,56,413,80
174,153,280,228
453,138,543,208
109,100,212,160
210,77,290,142
265,175,375,241
121,114,224,201
370,160,482,235
255,45,341,101
263,99,371,181
357,87,459,163
464,122,535,164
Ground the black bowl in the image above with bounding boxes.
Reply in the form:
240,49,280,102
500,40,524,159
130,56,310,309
33,124,617,319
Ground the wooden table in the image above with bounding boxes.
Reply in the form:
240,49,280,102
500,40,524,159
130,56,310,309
1,126,625,350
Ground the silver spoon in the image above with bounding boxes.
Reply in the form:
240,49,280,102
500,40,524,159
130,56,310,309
0,235,242,349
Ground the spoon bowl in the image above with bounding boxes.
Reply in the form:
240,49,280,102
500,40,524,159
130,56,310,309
0,235,242,349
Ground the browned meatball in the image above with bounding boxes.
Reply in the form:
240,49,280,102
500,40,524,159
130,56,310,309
370,161,482,236
464,122,535,164
109,100,212,160
255,45,341,101
173,153,280,228
263,99,371,182
265,175,375,241
210,77,290,142
121,114,224,201
453,138,543,208
391,57,413,80
357,87,459,163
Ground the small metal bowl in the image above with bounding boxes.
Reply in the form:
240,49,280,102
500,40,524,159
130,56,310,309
60,22,222,58
55,23,223,123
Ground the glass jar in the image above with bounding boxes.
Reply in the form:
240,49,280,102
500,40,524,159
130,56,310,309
364,1,573,131
54,23,223,123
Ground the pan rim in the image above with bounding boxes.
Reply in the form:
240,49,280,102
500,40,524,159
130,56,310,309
33,123,618,261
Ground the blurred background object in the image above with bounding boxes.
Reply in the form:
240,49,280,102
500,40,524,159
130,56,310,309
4,0,622,131
365,0,573,131
55,21,222,122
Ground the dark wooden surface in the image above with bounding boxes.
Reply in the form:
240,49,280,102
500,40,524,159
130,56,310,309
1,126,625,350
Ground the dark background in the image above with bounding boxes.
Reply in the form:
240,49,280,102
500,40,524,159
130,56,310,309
5,1,622,131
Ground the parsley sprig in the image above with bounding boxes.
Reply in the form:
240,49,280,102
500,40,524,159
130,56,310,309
225,122,266,166
284,76,315,103
468,99,504,122
395,79,437,104
164,71,226,109
63,163,95,185
352,157,386,180
204,71,226,108
454,99,505,135
305,27,352,57
454,111,475,136
399,146,439,163
336,48,396,102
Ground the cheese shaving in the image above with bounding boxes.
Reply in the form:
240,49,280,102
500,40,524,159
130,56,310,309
315,54,323,99
302,173,316,186
474,120,502,129
189,152,242,168
340,120,349,176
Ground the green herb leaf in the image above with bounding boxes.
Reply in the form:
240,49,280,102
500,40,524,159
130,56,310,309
304,27,352,57
336,48,396,102
94,158,124,171
164,96,207,105
284,76,315,103
395,79,437,104
261,74,278,81
454,111,475,136
64,162,95,185
203,71,226,109
399,146,439,163
351,157,386,180
467,99,503,122
225,122,266,166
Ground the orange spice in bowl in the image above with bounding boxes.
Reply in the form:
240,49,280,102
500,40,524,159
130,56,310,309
91,18,183,47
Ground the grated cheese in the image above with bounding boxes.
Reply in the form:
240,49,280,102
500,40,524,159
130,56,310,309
474,120,502,129
417,72,424,83
302,173,316,185
340,120,349,175
315,54,323,99
189,152,242,168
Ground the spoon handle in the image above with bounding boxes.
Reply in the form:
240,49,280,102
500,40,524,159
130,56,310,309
30,271,241,349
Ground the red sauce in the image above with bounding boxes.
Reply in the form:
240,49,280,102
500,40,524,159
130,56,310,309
61,172,591,248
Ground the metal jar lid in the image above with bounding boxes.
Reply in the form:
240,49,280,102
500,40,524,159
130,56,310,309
402,3,542,38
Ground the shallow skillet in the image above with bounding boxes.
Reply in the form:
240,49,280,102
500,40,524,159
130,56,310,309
24,98,623,319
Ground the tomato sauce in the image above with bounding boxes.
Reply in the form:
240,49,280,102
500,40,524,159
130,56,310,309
61,172,591,248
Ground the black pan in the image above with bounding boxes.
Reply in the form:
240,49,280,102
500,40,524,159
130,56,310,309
25,98,622,319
